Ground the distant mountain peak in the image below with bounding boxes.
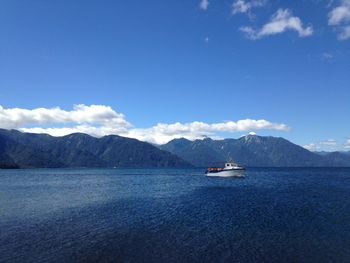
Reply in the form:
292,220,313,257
175,137,191,142
167,137,192,144
161,134,350,167
240,133,262,143
63,133,93,138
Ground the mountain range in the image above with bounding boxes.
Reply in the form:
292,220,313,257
159,135,350,167
0,129,192,168
1,129,350,168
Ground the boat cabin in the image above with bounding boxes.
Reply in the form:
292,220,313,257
225,162,237,168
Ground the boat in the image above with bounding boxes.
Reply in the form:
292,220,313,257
206,161,245,177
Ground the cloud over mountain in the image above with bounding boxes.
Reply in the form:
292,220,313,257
0,104,290,144
303,139,350,152
345,138,350,149
127,119,289,144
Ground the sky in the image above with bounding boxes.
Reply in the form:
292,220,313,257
0,0,349,150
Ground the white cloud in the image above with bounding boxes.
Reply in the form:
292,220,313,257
199,0,209,10
0,104,130,131
233,0,250,14
322,52,334,60
240,9,313,39
303,139,344,152
303,143,319,151
239,131,257,138
338,25,350,39
232,0,266,15
345,138,350,149
125,119,289,144
319,139,337,146
328,0,350,25
328,1,350,40
0,104,290,145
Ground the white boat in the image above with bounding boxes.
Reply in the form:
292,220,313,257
206,161,245,177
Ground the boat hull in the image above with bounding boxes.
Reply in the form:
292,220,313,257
206,169,245,177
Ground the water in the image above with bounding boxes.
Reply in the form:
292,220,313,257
1,168,350,263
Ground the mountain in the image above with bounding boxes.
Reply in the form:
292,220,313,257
0,129,192,168
160,134,350,167
158,138,226,167
2,129,348,169
319,151,350,166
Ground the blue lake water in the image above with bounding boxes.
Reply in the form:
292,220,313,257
1,168,350,263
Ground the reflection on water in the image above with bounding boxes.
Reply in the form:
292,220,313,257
1,168,350,262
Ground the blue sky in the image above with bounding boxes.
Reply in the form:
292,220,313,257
0,0,349,150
